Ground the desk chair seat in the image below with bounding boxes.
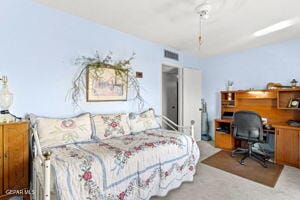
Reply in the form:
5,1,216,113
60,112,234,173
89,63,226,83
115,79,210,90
231,111,271,168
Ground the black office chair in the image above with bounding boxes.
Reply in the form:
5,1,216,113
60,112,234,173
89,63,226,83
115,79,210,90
231,111,270,167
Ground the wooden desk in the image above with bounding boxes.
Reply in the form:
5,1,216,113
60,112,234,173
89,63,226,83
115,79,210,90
214,119,275,150
215,120,300,168
215,89,300,168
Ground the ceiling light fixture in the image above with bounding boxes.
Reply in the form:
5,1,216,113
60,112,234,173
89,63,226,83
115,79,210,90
195,3,211,47
253,20,294,37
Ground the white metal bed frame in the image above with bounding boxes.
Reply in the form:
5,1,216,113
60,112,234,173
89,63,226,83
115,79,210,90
30,115,195,200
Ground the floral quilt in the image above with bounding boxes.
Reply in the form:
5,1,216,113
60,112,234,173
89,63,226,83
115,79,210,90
49,129,200,200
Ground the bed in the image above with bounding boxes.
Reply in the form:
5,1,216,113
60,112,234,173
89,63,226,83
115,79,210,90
30,111,200,200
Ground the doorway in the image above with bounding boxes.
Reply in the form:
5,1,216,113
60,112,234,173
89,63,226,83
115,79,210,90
161,64,203,141
162,65,179,130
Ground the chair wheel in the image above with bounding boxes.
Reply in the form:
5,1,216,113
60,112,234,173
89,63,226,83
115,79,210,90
263,163,268,168
240,160,245,165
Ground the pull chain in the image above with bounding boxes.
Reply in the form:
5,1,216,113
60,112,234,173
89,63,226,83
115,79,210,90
198,15,203,47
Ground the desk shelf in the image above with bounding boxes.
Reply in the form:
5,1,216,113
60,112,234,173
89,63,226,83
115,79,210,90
278,108,300,110
221,92,236,108
277,90,300,109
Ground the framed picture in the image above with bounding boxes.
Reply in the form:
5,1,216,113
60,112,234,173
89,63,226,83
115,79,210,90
86,66,128,102
288,98,299,108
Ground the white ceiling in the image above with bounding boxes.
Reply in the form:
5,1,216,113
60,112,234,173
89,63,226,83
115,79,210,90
35,0,300,58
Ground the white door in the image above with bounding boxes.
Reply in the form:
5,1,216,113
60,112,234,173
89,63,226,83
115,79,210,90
181,68,202,141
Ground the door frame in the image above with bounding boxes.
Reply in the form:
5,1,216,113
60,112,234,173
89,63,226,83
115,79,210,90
161,62,183,126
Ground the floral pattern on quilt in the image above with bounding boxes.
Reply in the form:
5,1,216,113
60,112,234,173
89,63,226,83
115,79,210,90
68,148,101,199
93,114,131,140
50,121,89,143
48,129,200,200
129,109,160,133
100,132,185,174
108,154,196,200
101,115,125,138
36,113,92,149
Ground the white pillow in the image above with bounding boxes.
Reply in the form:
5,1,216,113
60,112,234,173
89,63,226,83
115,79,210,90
92,113,131,140
35,113,93,149
129,109,160,133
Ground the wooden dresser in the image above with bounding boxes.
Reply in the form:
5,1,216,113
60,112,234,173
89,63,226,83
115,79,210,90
0,121,29,199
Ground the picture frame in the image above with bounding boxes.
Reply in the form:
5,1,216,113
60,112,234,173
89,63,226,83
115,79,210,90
86,66,128,102
288,98,300,108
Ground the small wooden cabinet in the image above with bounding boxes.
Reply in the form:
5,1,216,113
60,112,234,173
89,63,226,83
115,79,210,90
0,121,29,199
214,119,235,150
275,126,300,168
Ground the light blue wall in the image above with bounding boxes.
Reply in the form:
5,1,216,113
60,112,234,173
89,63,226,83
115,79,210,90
2,0,299,136
198,39,300,137
0,0,201,117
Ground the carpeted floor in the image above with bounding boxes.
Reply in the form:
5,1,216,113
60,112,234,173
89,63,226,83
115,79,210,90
151,141,300,200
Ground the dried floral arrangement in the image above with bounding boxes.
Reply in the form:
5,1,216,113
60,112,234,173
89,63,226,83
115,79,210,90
68,51,144,110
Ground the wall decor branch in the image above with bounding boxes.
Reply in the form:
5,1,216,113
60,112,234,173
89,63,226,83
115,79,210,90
68,51,144,110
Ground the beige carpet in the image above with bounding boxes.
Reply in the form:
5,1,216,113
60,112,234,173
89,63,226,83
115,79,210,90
151,141,300,200
202,150,283,187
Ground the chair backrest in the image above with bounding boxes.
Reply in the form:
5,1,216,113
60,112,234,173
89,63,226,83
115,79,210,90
233,111,264,142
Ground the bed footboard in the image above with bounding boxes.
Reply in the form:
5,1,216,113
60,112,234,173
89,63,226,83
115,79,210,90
156,115,196,140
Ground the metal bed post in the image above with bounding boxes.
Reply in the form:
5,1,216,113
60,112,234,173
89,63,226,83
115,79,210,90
43,151,52,200
190,120,195,140
32,128,52,200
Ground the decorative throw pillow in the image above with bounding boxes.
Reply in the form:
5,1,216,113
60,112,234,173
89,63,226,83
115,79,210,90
92,113,131,139
35,113,93,149
129,109,160,133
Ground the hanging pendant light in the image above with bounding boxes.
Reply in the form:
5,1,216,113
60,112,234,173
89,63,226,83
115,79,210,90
198,16,203,46
195,3,211,48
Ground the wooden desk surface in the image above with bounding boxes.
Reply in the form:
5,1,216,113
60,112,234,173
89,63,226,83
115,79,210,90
215,119,233,123
272,122,300,131
215,119,300,132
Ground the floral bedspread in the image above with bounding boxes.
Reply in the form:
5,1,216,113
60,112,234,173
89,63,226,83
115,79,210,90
49,129,200,200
